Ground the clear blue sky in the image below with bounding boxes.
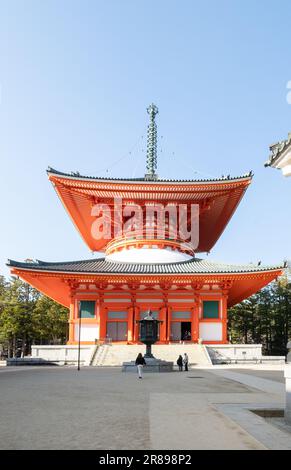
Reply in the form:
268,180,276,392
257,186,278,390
1,0,291,277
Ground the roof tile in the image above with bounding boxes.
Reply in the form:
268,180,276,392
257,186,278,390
7,257,284,275
47,167,253,184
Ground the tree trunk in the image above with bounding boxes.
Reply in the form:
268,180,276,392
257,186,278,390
27,339,32,356
12,335,16,357
21,335,26,358
8,338,13,358
244,320,248,343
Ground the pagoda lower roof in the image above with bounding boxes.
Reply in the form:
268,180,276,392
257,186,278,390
7,257,284,275
8,257,284,308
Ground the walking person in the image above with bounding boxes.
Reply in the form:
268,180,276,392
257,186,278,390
183,353,189,371
177,354,183,371
135,353,146,379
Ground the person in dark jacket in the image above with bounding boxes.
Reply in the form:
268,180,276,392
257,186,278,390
135,353,146,379
177,355,183,371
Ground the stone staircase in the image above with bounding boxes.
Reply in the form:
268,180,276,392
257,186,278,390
90,343,211,367
91,344,111,366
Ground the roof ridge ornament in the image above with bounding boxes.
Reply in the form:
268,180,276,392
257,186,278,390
145,103,159,180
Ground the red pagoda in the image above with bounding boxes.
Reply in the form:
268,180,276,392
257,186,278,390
8,105,284,345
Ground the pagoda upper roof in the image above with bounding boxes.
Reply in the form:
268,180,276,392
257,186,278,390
47,167,253,184
47,167,253,253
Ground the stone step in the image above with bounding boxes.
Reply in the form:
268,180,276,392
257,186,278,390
90,344,211,366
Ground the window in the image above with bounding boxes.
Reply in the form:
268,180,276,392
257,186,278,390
203,300,219,319
106,322,128,341
108,311,128,319
79,300,95,318
172,311,191,319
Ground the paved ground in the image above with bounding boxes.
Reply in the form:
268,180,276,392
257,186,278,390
233,369,284,383
0,365,289,450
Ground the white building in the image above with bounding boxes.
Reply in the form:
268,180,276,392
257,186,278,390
265,132,291,176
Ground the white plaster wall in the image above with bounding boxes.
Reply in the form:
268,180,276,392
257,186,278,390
282,164,291,176
285,364,291,424
31,345,93,365
207,344,262,360
74,324,99,342
276,148,291,176
106,247,192,263
199,323,222,341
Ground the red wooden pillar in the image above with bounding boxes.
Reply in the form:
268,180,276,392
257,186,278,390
221,293,228,343
195,294,202,342
191,296,199,343
96,297,101,341
194,295,200,342
68,295,75,344
167,306,172,342
131,305,136,343
127,307,134,343
130,292,136,343
99,301,107,342
159,306,167,343
134,306,140,342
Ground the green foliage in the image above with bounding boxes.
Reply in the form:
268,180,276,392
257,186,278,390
1,274,290,357
0,277,68,358
33,295,68,344
228,274,291,355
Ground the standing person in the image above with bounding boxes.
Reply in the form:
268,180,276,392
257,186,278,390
183,353,189,371
135,353,146,379
177,355,183,371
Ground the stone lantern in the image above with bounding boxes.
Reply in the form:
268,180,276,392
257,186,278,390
122,309,173,372
137,310,162,358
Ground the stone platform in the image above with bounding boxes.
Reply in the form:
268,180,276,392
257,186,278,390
6,358,56,366
122,357,174,372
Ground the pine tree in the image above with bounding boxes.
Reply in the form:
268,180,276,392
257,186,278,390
228,275,291,356
33,295,68,344
0,277,68,357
